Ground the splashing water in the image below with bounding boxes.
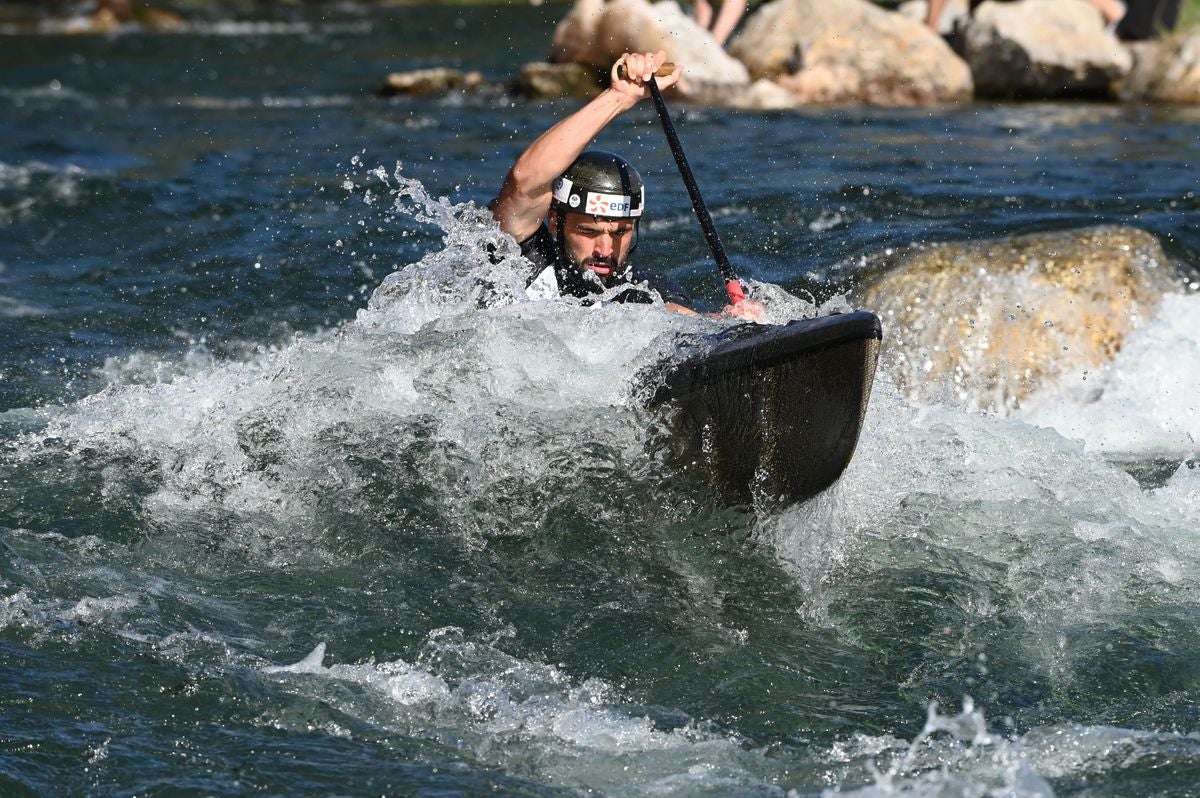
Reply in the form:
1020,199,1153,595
10,166,794,555
4,164,1199,797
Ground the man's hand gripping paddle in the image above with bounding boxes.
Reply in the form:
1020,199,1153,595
618,61,747,307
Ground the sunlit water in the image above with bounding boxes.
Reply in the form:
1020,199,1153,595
2,5,1200,795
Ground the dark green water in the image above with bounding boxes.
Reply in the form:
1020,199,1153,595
3,4,1200,796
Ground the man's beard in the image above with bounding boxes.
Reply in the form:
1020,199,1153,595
579,256,627,288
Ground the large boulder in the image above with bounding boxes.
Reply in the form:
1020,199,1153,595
962,0,1132,98
550,0,750,96
550,0,607,66
1117,29,1200,103
856,226,1180,413
727,0,973,105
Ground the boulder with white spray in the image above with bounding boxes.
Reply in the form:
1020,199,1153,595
855,225,1182,413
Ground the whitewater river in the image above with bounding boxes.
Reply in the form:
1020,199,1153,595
3,4,1200,795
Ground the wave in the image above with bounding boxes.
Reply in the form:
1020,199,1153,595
1017,290,1200,459
0,160,90,224
0,160,88,189
0,294,51,318
7,167,732,536
186,20,374,37
0,81,97,109
175,94,356,111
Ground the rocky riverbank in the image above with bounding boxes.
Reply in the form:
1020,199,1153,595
11,0,1197,106
380,0,1200,108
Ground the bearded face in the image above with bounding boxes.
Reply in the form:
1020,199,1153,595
552,213,637,287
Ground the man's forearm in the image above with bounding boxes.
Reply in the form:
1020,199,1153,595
491,51,678,242
514,89,634,189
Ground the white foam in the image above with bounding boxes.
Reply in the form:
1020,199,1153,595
1,578,141,637
261,635,1083,798
0,160,89,226
1021,723,1200,781
809,208,850,232
0,588,42,631
15,166,758,539
0,160,88,189
822,700,1054,798
1018,291,1200,458
0,83,96,108
1148,459,1200,533
65,593,141,623
0,294,50,318
260,631,777,796
187,20,373,37
262,641,329,674
0,18,374,37
769,370,1200,671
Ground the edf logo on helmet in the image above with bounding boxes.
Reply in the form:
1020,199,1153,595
585,190,643,216
586,192,633,216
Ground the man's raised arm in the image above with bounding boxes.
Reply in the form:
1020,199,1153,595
490,52,681,244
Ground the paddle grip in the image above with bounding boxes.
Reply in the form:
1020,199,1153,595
615,62,676,80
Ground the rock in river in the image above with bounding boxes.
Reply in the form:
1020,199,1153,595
727,0,972,105
550,0,750,96
856,226,1181,413
511,62,606,99
961,0,1132,98
1118,29,1200,103
377,68,488,97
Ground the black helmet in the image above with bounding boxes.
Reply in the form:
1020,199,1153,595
551,151,644,219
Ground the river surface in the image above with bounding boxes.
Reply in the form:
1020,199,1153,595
3,4,1200,796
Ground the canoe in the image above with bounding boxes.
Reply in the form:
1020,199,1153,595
646,310,883,505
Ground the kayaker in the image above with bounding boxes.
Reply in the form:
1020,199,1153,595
491,51,765,322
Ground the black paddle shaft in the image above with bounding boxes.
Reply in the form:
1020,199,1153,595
646,76,744,303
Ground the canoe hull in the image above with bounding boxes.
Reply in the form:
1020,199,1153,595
648,311,882,505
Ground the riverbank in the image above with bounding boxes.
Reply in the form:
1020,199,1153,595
6,1,1198,107
372,0,1200,107
5,0,1196,34
5,0,1199,108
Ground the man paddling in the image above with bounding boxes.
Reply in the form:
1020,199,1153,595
491,51,764,322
